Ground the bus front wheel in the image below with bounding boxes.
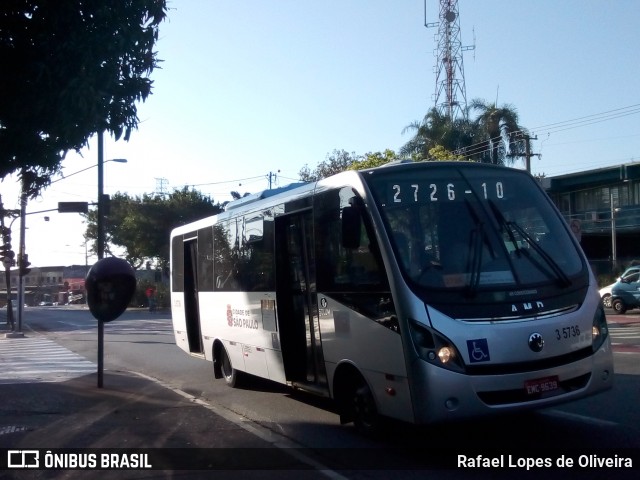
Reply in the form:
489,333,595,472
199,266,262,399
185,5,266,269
350,378,380,435
220,346,240,387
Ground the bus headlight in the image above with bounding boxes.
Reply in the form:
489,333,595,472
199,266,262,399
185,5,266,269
409,319,465,373
592,305,609,353
437,346,454,364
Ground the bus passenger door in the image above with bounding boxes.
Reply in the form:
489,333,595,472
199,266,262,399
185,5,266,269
184,238,204,355
275,211,328,391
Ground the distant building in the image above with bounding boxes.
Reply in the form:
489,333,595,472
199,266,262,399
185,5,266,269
1,262,166,307
2,265,88,306
545,162,640,275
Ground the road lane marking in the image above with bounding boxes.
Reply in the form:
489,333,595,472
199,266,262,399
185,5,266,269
132,370,349,480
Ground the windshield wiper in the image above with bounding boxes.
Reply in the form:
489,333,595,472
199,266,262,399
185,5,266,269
488,201,572,288
465,223,484,297
461,199,484,297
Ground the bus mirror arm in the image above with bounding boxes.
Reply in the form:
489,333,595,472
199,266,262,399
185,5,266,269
341,206,361,249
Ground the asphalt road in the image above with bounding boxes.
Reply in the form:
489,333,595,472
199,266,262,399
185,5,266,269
3,306,639,478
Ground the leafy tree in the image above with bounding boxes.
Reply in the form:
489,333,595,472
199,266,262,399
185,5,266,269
0,0,167,196
427,145,466,161
349,149,399,170
300,149,401,182
84,187,224,269
299,149,361,182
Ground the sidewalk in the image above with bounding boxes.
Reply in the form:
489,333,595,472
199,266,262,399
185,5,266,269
0,322,325,479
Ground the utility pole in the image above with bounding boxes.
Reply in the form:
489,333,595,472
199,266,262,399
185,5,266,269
267,170,280,189
510,134,540,173
0,196,17,331
16,173,28,335
611,192,618,272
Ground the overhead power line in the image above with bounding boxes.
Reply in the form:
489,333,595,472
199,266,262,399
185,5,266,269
531,103,640,135
446,103,640,166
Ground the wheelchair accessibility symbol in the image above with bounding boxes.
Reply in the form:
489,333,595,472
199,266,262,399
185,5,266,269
466,339,490,363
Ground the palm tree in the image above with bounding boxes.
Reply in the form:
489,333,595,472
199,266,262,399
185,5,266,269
400,108,474,160
468,99,527,165
400,101,530,166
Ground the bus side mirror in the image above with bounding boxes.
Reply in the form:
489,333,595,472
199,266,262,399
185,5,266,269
341,205,361,249
86,257,137,323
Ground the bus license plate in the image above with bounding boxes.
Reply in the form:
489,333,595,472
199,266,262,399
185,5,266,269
524,376,559,395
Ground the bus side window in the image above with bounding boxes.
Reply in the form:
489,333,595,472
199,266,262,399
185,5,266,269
315,188,396,331
341,204,361,249
239,214,275,291
315,188,388,291
213,214,275,292
171,235,184,292
214,220,238,291
197,227,214,292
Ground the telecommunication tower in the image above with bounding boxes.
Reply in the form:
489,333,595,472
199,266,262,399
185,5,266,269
154,177,169,196
425,0,475,120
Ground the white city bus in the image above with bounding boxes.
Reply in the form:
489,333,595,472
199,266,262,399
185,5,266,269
170,161,613,431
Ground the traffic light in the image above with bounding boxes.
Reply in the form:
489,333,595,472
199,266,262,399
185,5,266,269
18,253,31,276
0,240,15,268
102,194,111,215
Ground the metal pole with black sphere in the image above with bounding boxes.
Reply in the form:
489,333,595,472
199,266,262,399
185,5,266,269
97,130,105,388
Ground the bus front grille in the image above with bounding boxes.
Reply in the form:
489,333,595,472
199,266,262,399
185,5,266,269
465,347,593,376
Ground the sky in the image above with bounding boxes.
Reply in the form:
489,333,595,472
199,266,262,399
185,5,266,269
1,0,639,268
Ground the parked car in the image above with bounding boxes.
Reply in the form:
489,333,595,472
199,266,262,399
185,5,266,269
600,265,640,308
622,265,640,277
599,283,615,308
610,271,640,313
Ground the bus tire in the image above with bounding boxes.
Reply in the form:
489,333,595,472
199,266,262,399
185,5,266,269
220,345,240,387
350,376,380,436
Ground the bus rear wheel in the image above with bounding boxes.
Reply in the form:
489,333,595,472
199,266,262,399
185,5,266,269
220,346,240,387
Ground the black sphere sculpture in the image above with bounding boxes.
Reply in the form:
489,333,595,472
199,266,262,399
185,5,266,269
85,257,136,322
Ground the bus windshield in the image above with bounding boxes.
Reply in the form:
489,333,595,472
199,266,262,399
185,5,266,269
365,163,584,294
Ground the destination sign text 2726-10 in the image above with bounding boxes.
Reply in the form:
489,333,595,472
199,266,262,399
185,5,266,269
386,181,505,205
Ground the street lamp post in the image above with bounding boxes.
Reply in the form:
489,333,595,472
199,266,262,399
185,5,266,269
96,130,127,388
97,131,105,388
17,184,26,334
98,132,105,261
97,133,127,260
611,192,620,273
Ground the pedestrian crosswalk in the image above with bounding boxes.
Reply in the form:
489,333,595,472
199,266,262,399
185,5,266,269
609,323,640,353
610,323,640,341
0,318,172,384
58,318,173,337
0,336,96,384
104,318,174,336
